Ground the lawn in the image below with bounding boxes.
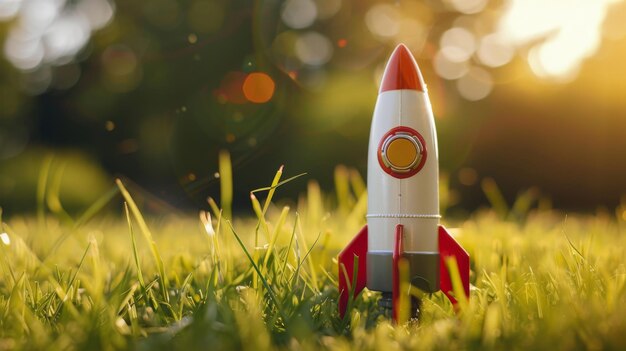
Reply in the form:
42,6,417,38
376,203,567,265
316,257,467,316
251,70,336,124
1,159,626,350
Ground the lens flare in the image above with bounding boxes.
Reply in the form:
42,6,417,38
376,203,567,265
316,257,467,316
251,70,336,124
242,72,275,103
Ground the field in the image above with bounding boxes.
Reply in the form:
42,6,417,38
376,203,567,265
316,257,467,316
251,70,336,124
1,161,626,351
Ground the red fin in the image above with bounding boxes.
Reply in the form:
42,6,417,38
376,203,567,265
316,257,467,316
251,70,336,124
392,224,404,322
338,225,368,318
439,225,470,306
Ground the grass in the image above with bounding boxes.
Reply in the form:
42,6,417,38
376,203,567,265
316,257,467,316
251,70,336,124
1,155,626,350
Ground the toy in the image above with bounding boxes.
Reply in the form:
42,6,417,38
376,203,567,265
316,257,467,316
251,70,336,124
338,44,470,321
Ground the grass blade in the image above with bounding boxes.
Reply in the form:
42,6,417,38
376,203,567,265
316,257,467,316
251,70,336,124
481,177,509,219
116,179,169,303
74,186,120,227
250,173,308,194
226,221,286,322
262,165,283,214
125,203,146,289
218,150,233,220
37,155,53,227
263,206,290,269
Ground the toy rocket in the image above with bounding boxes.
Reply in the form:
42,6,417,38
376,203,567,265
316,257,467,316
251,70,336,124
338,44,470,321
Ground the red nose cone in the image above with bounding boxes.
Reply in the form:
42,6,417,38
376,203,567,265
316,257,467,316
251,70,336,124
380,44,426,93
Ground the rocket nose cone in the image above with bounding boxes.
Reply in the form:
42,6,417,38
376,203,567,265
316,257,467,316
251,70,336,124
379,44,426,93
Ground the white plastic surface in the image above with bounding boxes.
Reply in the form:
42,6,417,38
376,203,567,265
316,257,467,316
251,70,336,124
367,89,439,253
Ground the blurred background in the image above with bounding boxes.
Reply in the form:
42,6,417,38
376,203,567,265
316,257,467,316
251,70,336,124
1,0,626,216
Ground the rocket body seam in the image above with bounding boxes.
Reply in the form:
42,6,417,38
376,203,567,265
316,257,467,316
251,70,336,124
397,89,403,227
367,214,441,219
369,250,438,254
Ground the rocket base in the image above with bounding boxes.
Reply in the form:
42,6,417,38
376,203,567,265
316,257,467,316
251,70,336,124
379,293,421,320
367,251,440,293
338,224,470,322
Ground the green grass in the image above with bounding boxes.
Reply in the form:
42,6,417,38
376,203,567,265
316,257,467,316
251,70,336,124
1,158,626,350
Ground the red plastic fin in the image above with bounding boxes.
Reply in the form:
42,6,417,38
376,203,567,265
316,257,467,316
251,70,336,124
338,225,368,318
439,225,470,307
392,224,404,322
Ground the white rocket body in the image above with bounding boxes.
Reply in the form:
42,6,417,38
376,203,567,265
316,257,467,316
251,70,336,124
367,89,439,254
363,44,442,293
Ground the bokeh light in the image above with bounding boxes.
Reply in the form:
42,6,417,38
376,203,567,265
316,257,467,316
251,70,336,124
447,0,488,14
458,167,478,186
215,72,248,104
0,0,20,20
101,44,142,93
295,31,334,66
456,66,493,101
78,0,115,30
242,73,275,103
271,31,301,72
434,50,469,80
476,34,515,68
0,232,10,246
105,120,115,132
43,13,90,63
603,3,626,40
4,29,45,70
281,0,317,29
20,0,61,31
394,18,427,49
1,0,115,93
439,27,476,63
365,4,400,39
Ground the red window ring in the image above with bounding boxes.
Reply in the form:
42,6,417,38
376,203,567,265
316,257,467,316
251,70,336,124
377,126,427,179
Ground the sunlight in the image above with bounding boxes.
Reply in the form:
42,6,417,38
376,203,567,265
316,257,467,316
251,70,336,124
0,232,10,246
497,0,621,81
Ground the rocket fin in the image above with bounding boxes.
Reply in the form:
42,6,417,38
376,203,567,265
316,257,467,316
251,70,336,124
338,225,368,318
392,224,404,322
438,225,470,307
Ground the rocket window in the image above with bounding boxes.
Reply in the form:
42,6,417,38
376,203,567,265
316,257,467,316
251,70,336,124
386,137,419,169
378,126,427,179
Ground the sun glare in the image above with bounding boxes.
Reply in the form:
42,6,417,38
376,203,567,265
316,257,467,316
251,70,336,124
0,233,10,246
497,0,620,81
